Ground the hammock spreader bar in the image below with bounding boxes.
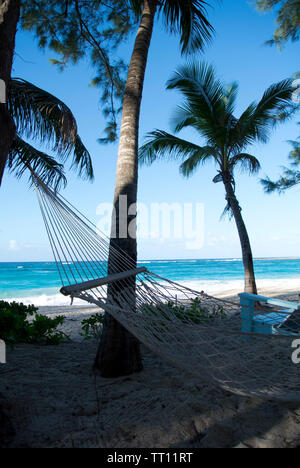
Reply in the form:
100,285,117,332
60,267,147,296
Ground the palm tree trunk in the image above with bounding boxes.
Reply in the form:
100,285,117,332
94,0,157,377
222,173,258,294
0,0,20,185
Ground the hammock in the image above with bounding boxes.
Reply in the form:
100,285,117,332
33,175,300,402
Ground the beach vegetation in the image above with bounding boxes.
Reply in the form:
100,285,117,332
80,313,104,340
144,297,225,324
0,300,69,346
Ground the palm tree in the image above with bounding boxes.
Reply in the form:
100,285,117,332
139,62,293,294
5,77,93,188
94,0,215,377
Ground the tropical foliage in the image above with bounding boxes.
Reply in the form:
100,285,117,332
255,1,300,189
6,78,93,189
255,0,300,48
139,62,293,293
20,0,138,143
0,301,69,346
20,0,215,143
80,313,104,340
262,123,300,193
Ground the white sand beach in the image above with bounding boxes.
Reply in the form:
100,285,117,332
1,285,300,448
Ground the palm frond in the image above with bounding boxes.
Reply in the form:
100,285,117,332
220,201,234,220
9,78,94,180
170,104,199,133
167,62,227,144
71,136,94,180
126,0,143,17
230,153,261,174
9,78,77,152
7,135,67,191
167,62,223,114
159,0,214,54
231,79,293,150
139,130,203,165
255,79,294,125
179,145,216,177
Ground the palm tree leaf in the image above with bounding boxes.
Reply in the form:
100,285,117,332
139,129,204,165
127,0,143,17
71,136,94,180
231,79,293,150
8,78,94,180
167,62,223,114
167,62,227,144
127,1,214,53
230,153,261,174
9,78,77,151
159,0,214,54
7,135,67,191
256,79,294,122
179,146,216,176
220,201,234,220
170,104,199,132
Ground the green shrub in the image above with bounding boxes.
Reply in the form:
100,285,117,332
0,301,69,345
143,297,225,324
80,313,104,340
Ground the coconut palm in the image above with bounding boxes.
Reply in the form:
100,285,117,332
5,77,93,188
139,62,293,294
95,0,215,377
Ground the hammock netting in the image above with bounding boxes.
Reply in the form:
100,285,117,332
33,175,300,402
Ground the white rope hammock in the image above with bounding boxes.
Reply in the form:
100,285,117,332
33,175,300,402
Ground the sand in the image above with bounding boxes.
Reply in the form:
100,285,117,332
1,285,300,448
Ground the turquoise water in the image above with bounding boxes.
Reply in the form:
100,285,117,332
1,258,300,306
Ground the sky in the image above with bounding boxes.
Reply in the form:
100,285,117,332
1,0,300,262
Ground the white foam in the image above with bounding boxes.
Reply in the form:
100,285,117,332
5,293,88,307
4,277,300,307
179,277,300,297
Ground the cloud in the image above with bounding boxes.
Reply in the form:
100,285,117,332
8,240,34,251
9,240,19,251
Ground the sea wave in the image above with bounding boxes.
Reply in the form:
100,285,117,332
179,277,300,296
4,293,88,307
3,276,300,307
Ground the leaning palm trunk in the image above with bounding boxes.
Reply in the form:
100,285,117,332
223,173,258,295
94,0,157,377
0,0,20,185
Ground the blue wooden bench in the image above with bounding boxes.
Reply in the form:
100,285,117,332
239,293,300,336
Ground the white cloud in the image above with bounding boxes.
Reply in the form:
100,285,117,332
9,240,19,251
8,240,34,251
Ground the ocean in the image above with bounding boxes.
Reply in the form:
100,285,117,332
1,258,300,306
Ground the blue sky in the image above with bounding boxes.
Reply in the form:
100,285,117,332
1,0,300,261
